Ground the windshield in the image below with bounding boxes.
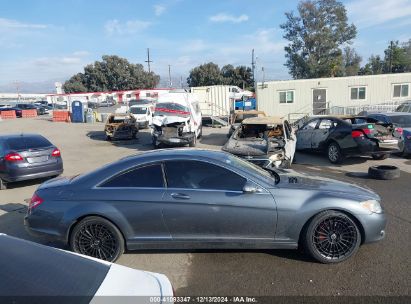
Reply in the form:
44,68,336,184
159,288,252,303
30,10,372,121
390,115,411,127
155,102,190,116
130,107,147,115
225,153,279,184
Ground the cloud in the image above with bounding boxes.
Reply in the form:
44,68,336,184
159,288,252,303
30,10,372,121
104,19,151,35
0,18,48,30
154,4,166,16
209,13,249,23
346,0,411,28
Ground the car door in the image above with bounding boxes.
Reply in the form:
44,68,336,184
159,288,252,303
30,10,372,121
96,163,170,241
283,120,296,163
311,119,337,149
296,119,319,150
161,160,277,243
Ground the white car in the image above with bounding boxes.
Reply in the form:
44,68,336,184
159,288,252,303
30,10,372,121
0,234,174,301
152,92,202,147
129,104,154,128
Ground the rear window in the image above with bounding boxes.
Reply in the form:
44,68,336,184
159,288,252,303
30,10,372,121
6,136,52,150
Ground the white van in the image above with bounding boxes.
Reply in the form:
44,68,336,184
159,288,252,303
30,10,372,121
129,104,154,128
151,92,202,147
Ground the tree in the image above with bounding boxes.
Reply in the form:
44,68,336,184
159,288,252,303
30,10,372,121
187,62,253,89
281,0,357,79
63,55,160,93
341,47,362,76
186,62,223,87
359,55,384,75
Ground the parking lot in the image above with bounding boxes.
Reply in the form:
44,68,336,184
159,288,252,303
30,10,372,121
0,116,410,297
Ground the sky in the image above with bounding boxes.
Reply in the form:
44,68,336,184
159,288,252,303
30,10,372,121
0,0,410,92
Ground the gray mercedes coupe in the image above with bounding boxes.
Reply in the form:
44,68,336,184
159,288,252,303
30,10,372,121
25,149,386,263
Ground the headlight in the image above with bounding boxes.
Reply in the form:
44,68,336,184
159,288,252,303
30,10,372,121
360,200,382,214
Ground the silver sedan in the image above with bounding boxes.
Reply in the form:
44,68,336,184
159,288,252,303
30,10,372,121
25,149,386,263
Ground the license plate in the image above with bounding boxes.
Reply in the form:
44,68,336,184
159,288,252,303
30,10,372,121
27,156,48,163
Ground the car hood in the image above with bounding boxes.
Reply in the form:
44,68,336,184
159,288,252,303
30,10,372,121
277,170,380,200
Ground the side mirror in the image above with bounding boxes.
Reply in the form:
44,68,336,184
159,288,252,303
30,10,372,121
243,181,260,194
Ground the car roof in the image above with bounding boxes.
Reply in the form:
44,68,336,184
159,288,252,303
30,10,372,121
369,112,411,117
0,133,44,140
242,116,283,125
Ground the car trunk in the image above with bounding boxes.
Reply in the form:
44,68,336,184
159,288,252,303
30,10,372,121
353,122,399,150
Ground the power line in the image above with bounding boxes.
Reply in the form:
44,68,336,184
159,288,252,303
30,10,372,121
145,48,153,72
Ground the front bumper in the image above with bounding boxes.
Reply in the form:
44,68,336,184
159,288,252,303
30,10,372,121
153,132,195,145
356,212,387,243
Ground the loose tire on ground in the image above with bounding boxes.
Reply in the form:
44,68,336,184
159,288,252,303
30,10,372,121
70,216,125,262
303,210,361,264
368,165,400,180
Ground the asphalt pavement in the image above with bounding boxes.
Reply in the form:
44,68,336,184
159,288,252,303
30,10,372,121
0,117,409,298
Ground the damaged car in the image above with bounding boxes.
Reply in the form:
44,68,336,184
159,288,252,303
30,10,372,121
151,93,202,148
223,116,296,168
104,113,138,140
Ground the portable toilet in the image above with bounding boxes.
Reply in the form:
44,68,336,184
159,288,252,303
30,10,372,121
71,100,84,123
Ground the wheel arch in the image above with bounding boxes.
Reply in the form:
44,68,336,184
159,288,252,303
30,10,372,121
297,209,366,247
67,214,128,249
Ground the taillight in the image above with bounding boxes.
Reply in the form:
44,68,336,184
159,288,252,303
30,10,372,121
362,128,371,135
29,193,44,211
4,152,23,162
51,148,61,157
352,130,364,138
395,127,403,134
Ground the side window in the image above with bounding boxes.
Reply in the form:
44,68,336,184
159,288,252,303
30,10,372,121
165,161,246,191
318,119,336,129
302,119,319,130
100,164,164,188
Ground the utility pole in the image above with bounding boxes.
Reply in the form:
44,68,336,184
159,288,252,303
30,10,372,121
261,67,265,88
180,76,183,89
145,48,153,72
14,81,21,101
168,65,172,88
251,49,256,89
389,41,393,73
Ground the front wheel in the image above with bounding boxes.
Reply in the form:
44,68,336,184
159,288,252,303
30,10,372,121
70,216,125,262
303,211,361,263
327,142,343,164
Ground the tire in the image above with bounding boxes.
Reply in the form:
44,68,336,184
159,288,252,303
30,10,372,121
327,142,344,164
372,153,388,160
279,160,291,169
197,125,203,139
189,135,196,147
0,179,7,190
368,165,400,180
70,216,125,262
106,135,112,141
303,211,361,264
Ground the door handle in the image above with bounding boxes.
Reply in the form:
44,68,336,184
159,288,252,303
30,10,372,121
171,193,191,200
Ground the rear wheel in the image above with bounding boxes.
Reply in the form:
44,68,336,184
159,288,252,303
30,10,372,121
70,216,125,262
372,153,388,160
327,142,343,164
303,211,361,263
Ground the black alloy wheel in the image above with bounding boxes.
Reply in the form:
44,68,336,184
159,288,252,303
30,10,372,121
304,211,361,263
70,216,124,262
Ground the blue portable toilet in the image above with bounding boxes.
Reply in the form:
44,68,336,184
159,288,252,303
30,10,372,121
71,100,84,123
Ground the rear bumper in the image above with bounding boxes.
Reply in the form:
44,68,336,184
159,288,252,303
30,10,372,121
1,163,63,183
352,138,400,155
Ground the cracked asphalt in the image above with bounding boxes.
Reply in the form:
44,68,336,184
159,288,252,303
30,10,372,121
0,117,409,298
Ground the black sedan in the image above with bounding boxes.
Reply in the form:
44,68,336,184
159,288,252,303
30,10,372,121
0,107,22,117
0,134,63,189
16,103,45,115
296,116,401,163
26,149,386,264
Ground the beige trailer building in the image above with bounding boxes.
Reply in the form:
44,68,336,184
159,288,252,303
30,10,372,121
256,73,411,120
